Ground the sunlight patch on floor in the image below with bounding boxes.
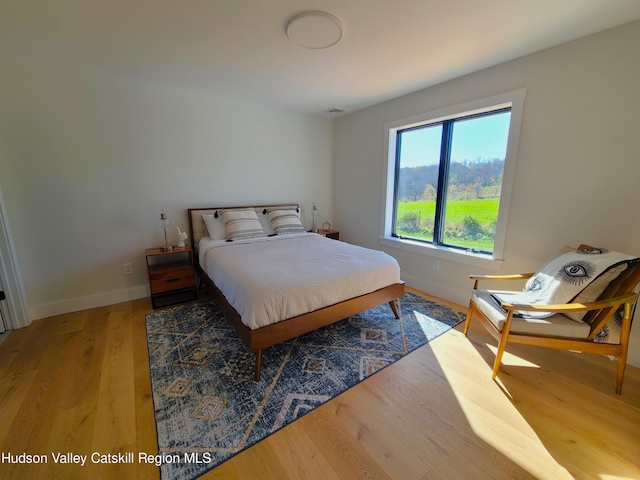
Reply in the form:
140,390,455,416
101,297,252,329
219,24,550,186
426,337,573,480
412,310,438,335
485,342,541,369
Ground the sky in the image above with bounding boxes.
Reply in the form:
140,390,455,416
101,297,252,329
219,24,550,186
399,111,511,167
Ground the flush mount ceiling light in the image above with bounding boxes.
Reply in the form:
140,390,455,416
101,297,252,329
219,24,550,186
286,11,343,49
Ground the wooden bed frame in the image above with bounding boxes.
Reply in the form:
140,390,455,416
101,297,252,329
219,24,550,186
188,204,405,381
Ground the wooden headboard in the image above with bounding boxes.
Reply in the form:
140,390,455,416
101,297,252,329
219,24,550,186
187,204,300,253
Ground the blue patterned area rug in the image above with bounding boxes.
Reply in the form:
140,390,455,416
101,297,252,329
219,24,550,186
145,292,463,480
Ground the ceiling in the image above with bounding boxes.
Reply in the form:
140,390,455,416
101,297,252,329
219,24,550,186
3,0,640,116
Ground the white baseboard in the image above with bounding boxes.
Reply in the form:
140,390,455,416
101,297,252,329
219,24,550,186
401,272,468,307
28,285,150,320
627,349,640,369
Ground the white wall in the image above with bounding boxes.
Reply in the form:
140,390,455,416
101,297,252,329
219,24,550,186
0,59,333,319
333,20,640,366
2,20,639,366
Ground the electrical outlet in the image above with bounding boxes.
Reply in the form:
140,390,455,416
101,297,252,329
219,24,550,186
432,259,440,271
123,263,133,275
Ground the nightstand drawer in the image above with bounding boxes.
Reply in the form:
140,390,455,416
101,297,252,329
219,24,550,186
317,229,339,240
145,246,197,308
149,266,195,294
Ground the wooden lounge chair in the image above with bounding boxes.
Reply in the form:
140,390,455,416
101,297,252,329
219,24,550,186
464,245,640,394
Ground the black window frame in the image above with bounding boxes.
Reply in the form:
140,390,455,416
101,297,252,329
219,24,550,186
391,107,511,255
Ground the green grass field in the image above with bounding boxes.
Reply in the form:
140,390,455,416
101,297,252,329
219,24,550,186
396,198,500,251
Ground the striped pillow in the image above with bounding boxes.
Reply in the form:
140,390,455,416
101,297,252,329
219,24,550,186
219,208,266,241
267,209,305,235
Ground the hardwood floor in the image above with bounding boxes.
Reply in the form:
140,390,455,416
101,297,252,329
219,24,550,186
1,287,639,479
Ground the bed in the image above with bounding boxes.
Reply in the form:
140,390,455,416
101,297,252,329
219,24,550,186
188,204,405,380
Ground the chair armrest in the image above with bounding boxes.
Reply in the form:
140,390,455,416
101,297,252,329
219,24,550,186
470,273,534,289
470,273,534,281
500,292,638,313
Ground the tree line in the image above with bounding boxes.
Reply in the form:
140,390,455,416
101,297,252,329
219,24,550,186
398,158,504,202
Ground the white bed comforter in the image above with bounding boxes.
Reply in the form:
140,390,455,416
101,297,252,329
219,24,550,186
199,233,401,330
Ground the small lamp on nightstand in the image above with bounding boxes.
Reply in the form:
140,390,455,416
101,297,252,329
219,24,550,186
312,203,319,232
158,210,172,251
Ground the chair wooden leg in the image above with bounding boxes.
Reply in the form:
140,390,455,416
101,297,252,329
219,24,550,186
463,302,474,336
492,312,514,380
616,303,633,394
492,336,508,379
615,355,626,395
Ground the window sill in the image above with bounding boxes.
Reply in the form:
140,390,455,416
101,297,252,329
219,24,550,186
378,236,503,271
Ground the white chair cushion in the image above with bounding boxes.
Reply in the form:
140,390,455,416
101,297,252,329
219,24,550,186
472,289,591,339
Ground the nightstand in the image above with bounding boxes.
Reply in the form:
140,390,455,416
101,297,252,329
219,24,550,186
145,246,197,308
316,229,339,240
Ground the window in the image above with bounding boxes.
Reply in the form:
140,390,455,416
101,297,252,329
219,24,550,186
394,108,510,253
381,90,525,268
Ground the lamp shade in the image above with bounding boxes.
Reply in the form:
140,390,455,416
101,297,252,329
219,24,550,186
159,210,171,229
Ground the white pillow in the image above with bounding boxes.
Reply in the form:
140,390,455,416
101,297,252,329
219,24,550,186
202,214,227,241
219,208,266,241
267,208,305,235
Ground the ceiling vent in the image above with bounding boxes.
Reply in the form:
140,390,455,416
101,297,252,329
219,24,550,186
324,107,348,114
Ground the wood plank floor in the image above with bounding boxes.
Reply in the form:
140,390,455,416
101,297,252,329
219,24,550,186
1,287,639,479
